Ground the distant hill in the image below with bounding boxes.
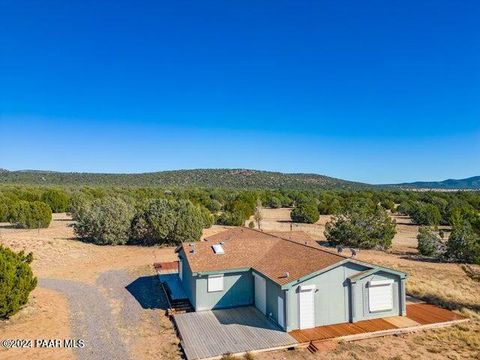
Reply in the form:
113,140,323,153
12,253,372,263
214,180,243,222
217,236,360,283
389,176,480,190
0,169,368,189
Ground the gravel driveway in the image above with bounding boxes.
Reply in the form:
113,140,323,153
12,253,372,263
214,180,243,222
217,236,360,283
39,271,168,360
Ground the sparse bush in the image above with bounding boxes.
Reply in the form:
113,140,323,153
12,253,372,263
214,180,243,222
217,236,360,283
244,352,255,360
41,189,69,213
325,205,396,249
74,197,135,245
8,200,52,229
417,226,445,257
0,246,37,319
291,201,319,224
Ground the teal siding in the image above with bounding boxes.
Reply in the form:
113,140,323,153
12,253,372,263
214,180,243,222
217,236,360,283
351,271,402,321
195,270,253,311
179,249,196,307
263,274,286,330
286,262,369,331
178,256,406,332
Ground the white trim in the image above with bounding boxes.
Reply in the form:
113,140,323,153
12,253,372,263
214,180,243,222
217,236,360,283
277,296,285,328
369,279,394,287
178,258,183,281
299,284,316,291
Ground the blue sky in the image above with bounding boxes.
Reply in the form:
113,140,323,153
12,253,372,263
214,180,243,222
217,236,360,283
1,1,479,184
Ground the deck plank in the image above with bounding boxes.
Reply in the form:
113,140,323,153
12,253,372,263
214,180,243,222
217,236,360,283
174,306,297,360
289,303,466,343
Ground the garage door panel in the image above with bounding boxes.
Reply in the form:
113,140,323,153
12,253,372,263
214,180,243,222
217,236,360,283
254,274,266,315
299,288,315,329
368,281,393,312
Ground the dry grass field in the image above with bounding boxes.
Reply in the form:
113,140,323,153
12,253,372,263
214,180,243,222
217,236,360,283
0,210,479,360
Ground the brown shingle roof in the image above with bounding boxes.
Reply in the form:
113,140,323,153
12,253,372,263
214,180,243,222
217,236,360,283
182,228,347,286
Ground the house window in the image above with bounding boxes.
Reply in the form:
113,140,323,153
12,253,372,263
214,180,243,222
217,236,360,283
208,274,224,292
368,279,394,312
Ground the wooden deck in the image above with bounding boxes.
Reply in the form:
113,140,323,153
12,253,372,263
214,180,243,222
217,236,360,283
406,303,465,325
290,303,467,343
174,306,297,360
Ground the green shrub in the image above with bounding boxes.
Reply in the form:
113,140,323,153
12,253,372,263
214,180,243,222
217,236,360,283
216,211,246,226
381,199,396,212
409,203,442,226
0,196,12,222
67,192,92,221
199,205,214,229
0,246,37,319
8,200,52,229
74,197,135,245
446,221,480,264
130,199,204,245
325,205,396,250
206,199,222,213
248,221,255,228
266,196,282,209
41,189,69,213
417,226,445,257
318,197,341,215
291,201,319,224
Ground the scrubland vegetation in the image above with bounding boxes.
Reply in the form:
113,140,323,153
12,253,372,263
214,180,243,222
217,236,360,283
0,185,478,263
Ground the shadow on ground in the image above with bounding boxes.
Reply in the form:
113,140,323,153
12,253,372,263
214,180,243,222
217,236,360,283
126,275,169,310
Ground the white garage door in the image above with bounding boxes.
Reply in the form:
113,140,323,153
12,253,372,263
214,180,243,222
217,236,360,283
254,273,266,315
298,285,315,329
368,279,393,312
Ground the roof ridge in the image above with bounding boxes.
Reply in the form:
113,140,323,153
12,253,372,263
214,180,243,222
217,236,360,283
247,227,348,260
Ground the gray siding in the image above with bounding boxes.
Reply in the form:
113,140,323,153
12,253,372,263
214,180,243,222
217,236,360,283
195,270,254,311
351,271,403,321
285,262,368,331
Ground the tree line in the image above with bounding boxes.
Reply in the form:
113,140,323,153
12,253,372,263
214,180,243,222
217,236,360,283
0,186,479,263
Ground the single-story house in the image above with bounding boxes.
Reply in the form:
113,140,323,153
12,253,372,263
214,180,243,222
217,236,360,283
176,228,407,332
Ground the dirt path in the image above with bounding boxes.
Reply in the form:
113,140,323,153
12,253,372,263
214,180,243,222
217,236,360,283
38,268,175,360
39,278,130,360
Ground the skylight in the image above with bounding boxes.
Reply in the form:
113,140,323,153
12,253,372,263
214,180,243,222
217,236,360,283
212,244,225,255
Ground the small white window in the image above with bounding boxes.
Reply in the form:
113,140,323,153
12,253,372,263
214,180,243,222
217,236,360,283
208,274,224,292
368,279,394,312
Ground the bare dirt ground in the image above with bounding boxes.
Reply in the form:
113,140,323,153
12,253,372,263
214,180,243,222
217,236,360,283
0,214,179,360
1,210,479,360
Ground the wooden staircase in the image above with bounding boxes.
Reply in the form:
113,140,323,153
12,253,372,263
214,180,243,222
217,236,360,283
160,281,194,315
307,340,337,353
170,298,194,314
